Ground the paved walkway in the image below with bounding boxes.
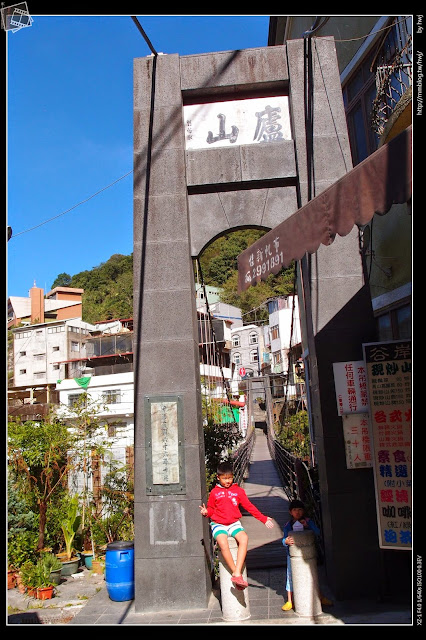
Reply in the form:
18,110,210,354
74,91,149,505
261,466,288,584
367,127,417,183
9,428,412,625
240,427,290,570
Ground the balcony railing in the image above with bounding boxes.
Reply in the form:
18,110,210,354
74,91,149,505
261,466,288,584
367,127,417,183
370,17,412,136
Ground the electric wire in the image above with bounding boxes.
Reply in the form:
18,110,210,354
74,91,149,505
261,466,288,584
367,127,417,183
196,257,236,425
130,16,158,56
9,18,410,242
10,170,133,239
334,16,410,42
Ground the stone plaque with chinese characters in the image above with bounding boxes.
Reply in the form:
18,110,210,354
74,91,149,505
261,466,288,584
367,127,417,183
183,96,291,150
363,340,411,550
151,400,179,485
145,395,185,495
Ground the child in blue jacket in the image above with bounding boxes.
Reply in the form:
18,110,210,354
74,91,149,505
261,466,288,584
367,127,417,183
282,499,332,611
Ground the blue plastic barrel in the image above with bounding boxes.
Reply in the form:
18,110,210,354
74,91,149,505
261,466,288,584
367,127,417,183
105,541,134,602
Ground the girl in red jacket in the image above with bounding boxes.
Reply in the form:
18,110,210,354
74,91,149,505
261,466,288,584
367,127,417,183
200,461,274,589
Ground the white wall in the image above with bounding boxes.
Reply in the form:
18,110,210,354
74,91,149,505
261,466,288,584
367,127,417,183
56,372,134,497
13,318,94,387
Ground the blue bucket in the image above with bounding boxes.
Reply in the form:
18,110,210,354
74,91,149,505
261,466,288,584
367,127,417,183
105,541,134,602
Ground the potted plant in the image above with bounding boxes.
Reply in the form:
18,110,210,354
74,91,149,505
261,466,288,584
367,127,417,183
40,552,62,586
33,558,55,600
59,496,81,576
19,560,38,597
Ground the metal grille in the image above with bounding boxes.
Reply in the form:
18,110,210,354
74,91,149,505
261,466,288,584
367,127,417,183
370,18,412,136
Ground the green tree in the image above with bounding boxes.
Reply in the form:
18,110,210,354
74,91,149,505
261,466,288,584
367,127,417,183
7,470,39,567
51,272,72,288
57,391,112,531
8,415,75,551
275,410,311,460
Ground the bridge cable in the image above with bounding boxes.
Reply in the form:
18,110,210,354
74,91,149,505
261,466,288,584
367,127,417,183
196,258,237,426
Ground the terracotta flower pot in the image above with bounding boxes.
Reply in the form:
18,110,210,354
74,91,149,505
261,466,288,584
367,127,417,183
27,586,37,598
91,559,104,574
37,585,54,600
16,573,26,594
8,570,17,589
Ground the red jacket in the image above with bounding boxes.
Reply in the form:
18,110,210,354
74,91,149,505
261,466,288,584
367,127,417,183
206,483,268,525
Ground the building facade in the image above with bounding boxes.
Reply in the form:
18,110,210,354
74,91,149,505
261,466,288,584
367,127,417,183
12,317,95,389
8,284,85,328
231,323,264,380
269,15,412,343
267,15,412,600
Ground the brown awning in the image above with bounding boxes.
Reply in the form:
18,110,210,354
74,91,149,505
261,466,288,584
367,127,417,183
238,125,412,292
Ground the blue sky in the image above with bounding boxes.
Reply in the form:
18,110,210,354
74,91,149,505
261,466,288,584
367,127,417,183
7,14,271,298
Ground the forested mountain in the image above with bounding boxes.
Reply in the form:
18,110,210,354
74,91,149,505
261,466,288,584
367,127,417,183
51,253,133,325
51,230,295,325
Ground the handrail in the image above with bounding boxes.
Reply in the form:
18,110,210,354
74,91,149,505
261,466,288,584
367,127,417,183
265,425,324,560
231,425,255,486
263,373,324,558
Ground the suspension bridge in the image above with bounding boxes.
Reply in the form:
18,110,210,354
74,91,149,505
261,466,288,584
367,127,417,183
240,426,290,570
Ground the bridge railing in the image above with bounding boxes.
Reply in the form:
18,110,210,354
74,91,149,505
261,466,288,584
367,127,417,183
231,425,255,486
263,375,324,558
265,425,324,560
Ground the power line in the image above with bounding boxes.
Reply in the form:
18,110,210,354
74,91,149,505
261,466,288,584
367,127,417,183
130,16,158,56
10,18,158,241
334,16,409,42
10,170,133,239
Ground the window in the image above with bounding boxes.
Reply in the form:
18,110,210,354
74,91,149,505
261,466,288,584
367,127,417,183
19,351,26,356
34,353,45,360
52,346,59,351
68,326,80,333
249,332,258,345
71,341,80,352
102,389,121,404
250,349,259,363
107,421,126,437
232,334,240,348
19,369,26,375
270,325,279,341
376,303,411,341
34,372,46,379
68,393,82,408
342,49,379,165
267,299,279,313
273,351,282,365
233,352,241,365
53,363,60,370
48,326,65,333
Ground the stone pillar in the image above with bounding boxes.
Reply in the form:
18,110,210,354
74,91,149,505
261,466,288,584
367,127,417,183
288,530,322,618
133,53,211,613
218,537,250,622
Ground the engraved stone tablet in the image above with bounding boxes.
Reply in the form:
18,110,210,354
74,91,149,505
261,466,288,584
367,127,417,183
151,400,179,485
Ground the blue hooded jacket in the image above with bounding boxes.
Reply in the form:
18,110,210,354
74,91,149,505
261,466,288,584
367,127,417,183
282,517,320,557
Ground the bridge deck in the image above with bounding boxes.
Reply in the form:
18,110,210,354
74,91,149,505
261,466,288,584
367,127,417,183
240,428,290,570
